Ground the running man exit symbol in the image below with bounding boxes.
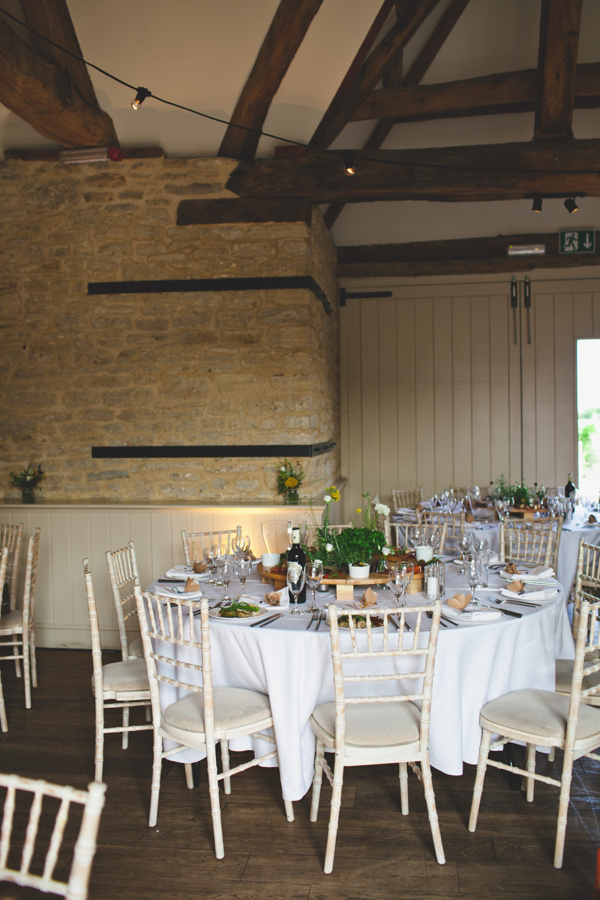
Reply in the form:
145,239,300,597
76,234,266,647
559,229,595,253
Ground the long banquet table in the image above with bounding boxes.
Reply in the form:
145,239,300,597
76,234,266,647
149,558,573,803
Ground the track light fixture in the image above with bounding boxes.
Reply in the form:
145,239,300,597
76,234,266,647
342,152,356,176
564,197,578,214
59,147,109,165
532,196,543,212
131,87,152,110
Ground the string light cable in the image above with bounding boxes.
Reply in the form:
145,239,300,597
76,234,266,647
1,6,599,181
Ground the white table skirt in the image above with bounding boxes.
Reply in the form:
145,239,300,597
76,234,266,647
150,560,572,802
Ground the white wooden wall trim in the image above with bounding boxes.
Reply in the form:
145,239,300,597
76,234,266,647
0,504,323,649
339,272,600,521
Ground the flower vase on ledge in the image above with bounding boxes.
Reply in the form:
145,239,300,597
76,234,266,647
22,488,35,504
286,490,299,505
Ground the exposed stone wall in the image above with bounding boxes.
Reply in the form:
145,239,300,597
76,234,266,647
0,156,340,502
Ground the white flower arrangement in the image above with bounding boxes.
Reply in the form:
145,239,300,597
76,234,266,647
325,543,333,553
324,494,331,503
374,502,390,516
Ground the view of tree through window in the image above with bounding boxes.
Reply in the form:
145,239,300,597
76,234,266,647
577,339,600,501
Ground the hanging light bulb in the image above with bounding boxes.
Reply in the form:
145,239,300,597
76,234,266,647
342,152,356,176
564,197,578,214
131,87,152,111
531,196,543,212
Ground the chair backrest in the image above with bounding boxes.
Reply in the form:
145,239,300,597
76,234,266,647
0,771,105,900
573,540,600,636
106,541,141,660
563,595,600,757
420,510,465,544
134,590,213,742
83,560,104,697
391,522,448,555
498,516,563,569
22,528,41,630
0,523,23,610
391,488,423,511
327,601,442,754
181,528,239,565
0,548,8,617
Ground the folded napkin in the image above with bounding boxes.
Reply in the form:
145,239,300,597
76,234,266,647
359,587,378,608
185,577,201,592
505,579,525,593
488,553,500,565
443,604,502,622
509,566,554,583
165,565,208,580
157,584,204,599
397,507,417,515
252,588,289,610
447,593,471,610
500,586,558,603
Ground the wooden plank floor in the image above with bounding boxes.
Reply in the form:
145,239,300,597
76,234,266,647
0,649,598,900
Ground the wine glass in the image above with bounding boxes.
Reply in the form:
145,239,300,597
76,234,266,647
213,546,225,586
464,558,479,605
305,561,323,612
457,533,473,564
217,558,234,605
233,533,251,558
287,562,305,616
388,564,413,608
234,558,251,595
206,545,218,584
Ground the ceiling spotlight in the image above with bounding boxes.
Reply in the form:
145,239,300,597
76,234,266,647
59,147,109,165
507,244,546,256
532,196,543,212
131,87,152,111
564,197,578,214
342,152,356,176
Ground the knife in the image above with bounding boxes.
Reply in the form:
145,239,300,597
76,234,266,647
250,612,279,627
259,613,284,628
479,602,521,618
158,578,186,583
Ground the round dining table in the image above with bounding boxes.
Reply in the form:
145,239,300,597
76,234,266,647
148,559,572,803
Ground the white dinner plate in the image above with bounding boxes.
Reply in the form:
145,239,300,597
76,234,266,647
442,604,503,624
209,606,273,623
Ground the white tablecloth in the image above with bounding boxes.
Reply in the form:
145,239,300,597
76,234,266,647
150,560,572,802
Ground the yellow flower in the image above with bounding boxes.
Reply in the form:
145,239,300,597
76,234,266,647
329,487,341,502
285,476,299,488
356,507,362,514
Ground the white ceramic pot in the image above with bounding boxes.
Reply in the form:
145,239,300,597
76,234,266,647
348,563,370,579
415,545,433,562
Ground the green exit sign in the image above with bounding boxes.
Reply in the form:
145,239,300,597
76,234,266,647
559,229,595,254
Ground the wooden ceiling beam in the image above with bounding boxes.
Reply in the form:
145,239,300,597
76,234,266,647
227,139,600,203
337,232,599,278
20,0,99,109
325,0,469,228
217,0,324,161
309,0,441,150
351,62,600,123
534,0,582,140
0,13,117,147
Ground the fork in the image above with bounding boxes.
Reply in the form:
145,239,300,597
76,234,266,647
489,595,537,608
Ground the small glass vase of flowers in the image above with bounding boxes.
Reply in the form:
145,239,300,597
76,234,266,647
277,459,305,505
10,463,46,504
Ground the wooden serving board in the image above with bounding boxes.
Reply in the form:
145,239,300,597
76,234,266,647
257,563,423,591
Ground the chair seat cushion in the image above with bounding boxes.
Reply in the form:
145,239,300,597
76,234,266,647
310,700,421,748
99,658,149,694
481,688,600,747
556,658,600,700
162,687,272,738
128,636,144,659
0,610,23,632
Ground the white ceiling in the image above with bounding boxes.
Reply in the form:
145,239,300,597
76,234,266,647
1,0,599,246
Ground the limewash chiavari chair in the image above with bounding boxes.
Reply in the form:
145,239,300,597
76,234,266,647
392,488,423,511
390,522,448,555
106,541,144,661
134,589,294,858
469,595,600,869
0,548,8,731
309,601,445,873
572,540,600,639
498,516,563,572
0,522,23,615
556,589,600,704
419,510,465,551
0,772,105,900
0,527,40,710
83,560,151,782
181,528,239,565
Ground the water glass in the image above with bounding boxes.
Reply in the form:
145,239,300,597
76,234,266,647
463,558,479,604
305,561,324,612
234,558,251,594
388,564,413,608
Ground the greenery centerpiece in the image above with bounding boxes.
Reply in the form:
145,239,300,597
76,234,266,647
277,458,305,505
10,463,45,504
307,489,391,573
492,475,546,510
